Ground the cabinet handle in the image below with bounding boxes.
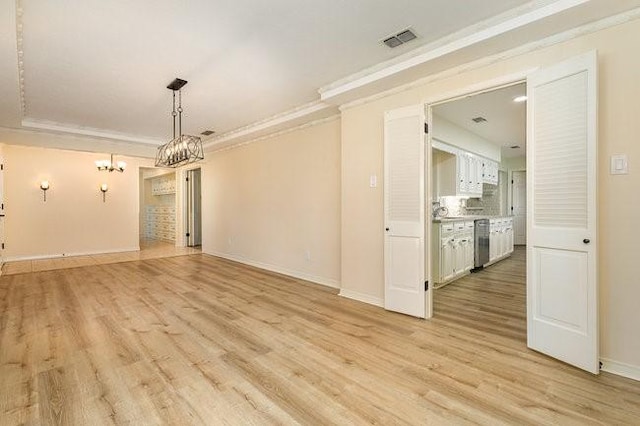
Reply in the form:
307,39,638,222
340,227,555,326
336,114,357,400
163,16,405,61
583,238,590,244
385,227,390,231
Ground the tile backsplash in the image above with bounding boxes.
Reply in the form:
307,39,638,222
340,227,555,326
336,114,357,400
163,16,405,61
435,171,507,217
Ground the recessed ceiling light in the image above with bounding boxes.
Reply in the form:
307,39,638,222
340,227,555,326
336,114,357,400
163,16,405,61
513,95,527,103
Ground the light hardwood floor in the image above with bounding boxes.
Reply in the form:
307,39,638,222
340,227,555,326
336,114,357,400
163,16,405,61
1,249,639,424
1,240,200,275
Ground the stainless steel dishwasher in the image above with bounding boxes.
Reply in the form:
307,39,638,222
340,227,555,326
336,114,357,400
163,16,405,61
473,219,490,270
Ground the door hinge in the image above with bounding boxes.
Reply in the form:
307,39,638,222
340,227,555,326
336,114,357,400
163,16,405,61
424,280,429,291
1,164,3,170
1,243,4,250
511,179,514,184
511,206,514,211
186,177,189,182
424,123,429,134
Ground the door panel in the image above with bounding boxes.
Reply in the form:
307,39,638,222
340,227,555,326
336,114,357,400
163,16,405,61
384,105,426,318
527,51,598,373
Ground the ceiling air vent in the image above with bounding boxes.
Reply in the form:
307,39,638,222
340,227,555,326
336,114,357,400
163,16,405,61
472,117,487,123
200,130,215,136
382,28,418,48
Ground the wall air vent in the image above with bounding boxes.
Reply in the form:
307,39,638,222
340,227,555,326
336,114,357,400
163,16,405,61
472,117,488,123
382,28,418,48
200,130,215,136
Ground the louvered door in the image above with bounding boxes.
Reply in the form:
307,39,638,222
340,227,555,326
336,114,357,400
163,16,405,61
384,105,426,318
527,51,598,373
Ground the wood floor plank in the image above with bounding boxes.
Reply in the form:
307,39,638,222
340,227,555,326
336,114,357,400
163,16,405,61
1,247,640,425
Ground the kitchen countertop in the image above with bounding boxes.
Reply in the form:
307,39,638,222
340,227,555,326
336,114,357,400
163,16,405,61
432,215,508,223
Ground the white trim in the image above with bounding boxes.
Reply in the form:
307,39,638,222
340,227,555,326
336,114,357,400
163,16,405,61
321,0,588,101
209,115,340,154
339,289,384,308
204,101,335,148
21,118,163,146
3,246,141,262
601,358,640,382
205,250,340,289
339,8,640,111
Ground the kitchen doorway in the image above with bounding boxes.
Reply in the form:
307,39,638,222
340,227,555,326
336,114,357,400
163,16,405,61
429,82,527,341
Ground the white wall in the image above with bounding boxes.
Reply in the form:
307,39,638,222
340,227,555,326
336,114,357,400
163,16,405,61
201,118,341,287
340,19,640,372
433,114,501,161
2,142,154,259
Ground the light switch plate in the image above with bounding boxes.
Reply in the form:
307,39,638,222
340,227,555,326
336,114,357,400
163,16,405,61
610,154,628,175
369,174,377,188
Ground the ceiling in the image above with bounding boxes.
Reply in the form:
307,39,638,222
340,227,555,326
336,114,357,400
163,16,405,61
1,0,640,156
434,83,527,159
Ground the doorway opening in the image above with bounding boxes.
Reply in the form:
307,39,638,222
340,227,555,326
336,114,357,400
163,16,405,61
428,82,527,341
139,167,178,247
185,168,202,247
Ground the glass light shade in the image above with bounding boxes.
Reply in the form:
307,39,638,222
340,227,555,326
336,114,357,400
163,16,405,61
116,161,126,170
40,180,50,190
100,183,108,192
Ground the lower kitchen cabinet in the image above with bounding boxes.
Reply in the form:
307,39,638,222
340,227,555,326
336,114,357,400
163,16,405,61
432,220,474,288
145,205,176,242
488,217,514,264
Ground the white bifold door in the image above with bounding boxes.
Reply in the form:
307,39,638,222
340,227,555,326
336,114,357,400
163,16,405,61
383,105,428,318
527,51,598,373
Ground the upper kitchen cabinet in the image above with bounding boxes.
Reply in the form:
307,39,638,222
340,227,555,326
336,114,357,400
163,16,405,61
482,159,499,185
434,148,483,198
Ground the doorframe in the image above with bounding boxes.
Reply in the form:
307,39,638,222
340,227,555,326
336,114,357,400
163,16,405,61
424,69,533,320
176,164,203,247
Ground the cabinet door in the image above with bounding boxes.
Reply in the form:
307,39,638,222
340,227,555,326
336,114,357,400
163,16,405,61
457,155,469,193
489,229,497,261
441,238,454,281
465,233,474,270
454,238,466,276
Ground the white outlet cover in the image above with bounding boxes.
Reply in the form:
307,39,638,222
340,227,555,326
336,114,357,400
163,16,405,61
610,154,628,175
370,174,377,188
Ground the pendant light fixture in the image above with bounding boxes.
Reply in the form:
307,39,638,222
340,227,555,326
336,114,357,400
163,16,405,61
155,78,204,168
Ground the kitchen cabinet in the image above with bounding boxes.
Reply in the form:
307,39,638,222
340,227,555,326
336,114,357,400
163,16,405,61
435,150,483,198
433,220,474,287
482,160,499,185
151,175,176,196
488,217,514,264
145,205,176,242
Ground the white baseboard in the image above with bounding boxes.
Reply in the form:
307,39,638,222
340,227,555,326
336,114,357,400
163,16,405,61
601,358,640,382
339,288,384,308
4,246,140,262
205,250,339,289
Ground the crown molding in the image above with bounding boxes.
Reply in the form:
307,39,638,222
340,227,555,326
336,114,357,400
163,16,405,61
21,118,163,145
338,6,640,112
203,100,337,149
319,0,588,102
15,0,26,116
208,114,340,154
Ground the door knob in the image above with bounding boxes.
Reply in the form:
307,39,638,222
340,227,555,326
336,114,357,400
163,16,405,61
583,238,590,244
385,227,390,231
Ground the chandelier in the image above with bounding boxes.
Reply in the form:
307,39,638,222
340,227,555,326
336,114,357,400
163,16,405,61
96,153,126,172
155,78,204,168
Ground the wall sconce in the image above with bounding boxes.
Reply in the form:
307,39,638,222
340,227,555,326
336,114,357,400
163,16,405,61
100,183,108,202
40,180,50,201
